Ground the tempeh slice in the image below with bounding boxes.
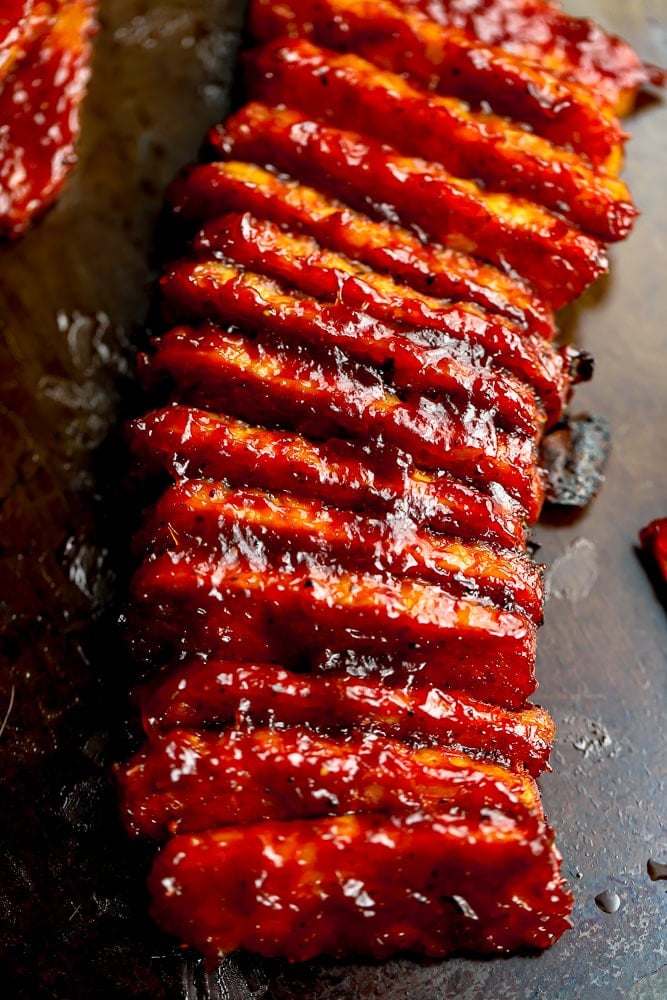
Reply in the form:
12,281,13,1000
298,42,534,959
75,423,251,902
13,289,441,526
209,102,607,307
149,809,573,960
246,39,636,241
397,0,663,114
118,726,542,839
247,0,624,167
129,550,537,708
137,481,544,621
167,162,556,337
187,221,569,424
142,327,543,514
0,0,96,237
128,407,528,548
138,660,555,775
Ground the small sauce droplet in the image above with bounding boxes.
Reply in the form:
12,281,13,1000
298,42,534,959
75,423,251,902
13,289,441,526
647,859,667,882
594,890,621,914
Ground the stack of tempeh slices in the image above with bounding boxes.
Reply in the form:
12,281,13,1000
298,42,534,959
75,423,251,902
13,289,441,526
117,0,657,963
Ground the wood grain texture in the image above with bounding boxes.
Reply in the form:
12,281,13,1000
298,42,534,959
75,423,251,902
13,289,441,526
0,1,665,997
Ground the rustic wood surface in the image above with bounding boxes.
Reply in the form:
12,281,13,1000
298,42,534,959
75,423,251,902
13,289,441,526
0,2,665,997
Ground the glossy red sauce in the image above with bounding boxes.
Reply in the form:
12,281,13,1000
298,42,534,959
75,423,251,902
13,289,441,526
0,0,95,238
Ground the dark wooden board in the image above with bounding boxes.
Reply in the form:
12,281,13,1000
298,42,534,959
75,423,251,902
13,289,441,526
0,2,665,997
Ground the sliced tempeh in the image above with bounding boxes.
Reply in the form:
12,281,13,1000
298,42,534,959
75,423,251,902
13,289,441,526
149,809,573,960
163,253,548,434
209,102,608,307
137,481,544,621
129,550,537,708
138,660,555,775
142,326,543,515
167,161,556,338
397,0,663,115
247,0,624,167
118,726,542,838
128,407,528,548
246,39,636,241
188,219,569,425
